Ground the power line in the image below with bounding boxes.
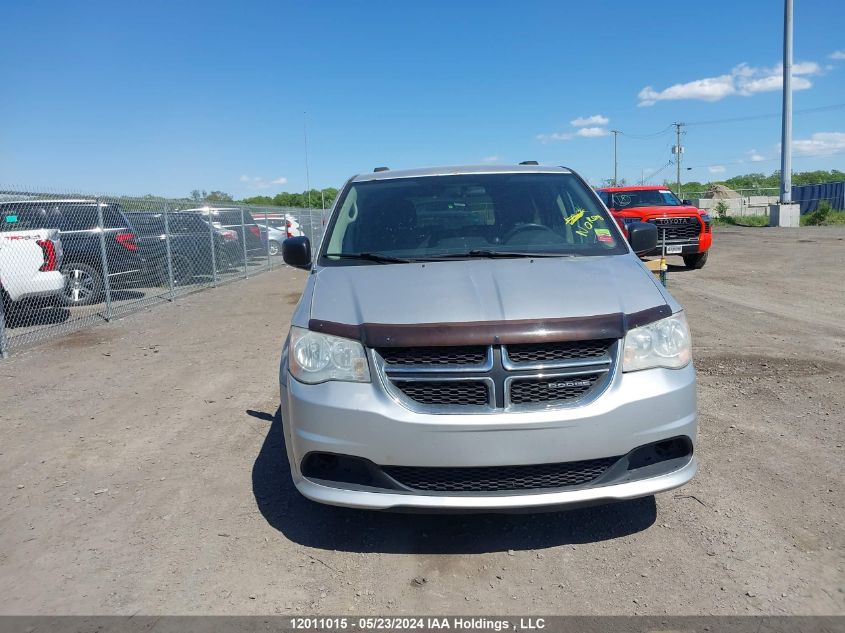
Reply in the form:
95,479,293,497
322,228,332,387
618,124,673,140
614,103,845,140
686,102,845,127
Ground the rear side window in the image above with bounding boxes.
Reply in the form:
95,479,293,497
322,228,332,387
129,214,165,235
214,210,256,226
0,205,49,231
171,215,206,234
53,205,97,231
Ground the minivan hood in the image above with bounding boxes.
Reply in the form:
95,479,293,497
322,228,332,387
309,256,669,326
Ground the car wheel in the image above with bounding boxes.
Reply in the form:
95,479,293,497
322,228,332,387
170,255,195,286
268,240,281,256
59,263,103,306
682,252,708,270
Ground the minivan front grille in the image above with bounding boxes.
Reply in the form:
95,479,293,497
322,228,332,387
377,340,616,412
505,339,612,365
508,374,602,405
393,380,490,406
383,456,619,492
379,346,487,367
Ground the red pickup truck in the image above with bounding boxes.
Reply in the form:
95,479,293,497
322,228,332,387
596,185,712,269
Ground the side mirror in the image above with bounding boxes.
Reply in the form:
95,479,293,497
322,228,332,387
682,199,692,206
283,236,311,269
627,221,658,255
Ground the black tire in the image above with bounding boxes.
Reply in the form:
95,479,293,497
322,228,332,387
682,252,708,270
59,262,103,306
268,240,282,256
171,254,195,286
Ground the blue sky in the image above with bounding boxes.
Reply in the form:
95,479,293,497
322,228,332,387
1,0,844,198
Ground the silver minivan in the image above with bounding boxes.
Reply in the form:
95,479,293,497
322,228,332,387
279,164,697,511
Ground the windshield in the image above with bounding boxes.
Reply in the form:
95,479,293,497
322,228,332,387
321,173,626,263
604,189,682,209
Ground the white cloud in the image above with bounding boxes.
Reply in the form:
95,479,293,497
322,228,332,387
793,132,845,156
239,175,289,189
570,114,609,127
638,60,821,106
638,74,735,106
747,149,766,162
829,50,845,60
536,132,573,144
708,165,726,174
537,114,614,143
481,155,500,163
575,126,609,137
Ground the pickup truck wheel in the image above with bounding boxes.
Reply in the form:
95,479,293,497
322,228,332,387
268,240,281,256
682,252,708,270
59,263,103,306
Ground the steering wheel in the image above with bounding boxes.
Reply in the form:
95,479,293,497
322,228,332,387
503,223,559,244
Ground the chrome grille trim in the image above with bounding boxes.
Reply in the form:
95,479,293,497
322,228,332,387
374,341,618,414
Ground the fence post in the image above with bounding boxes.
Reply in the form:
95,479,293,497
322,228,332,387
0,295,9,359
241,208,248,279
264,208,272,270
207,210,218,286
96,197,113,322
161,201,175,301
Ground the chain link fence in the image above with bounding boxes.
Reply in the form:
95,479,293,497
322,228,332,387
0,187,326,357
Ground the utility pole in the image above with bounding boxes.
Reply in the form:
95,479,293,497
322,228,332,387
611,130,620,186
303,112,312,209
780,0,793,203
672,122,684,198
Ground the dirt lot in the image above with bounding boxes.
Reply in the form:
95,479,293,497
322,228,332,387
0,226,842,615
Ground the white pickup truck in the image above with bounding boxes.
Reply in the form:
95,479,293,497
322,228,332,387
0,224,65,306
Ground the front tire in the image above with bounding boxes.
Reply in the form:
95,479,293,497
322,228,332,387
682,252,708,270
268,240,281,256
59,262,103,306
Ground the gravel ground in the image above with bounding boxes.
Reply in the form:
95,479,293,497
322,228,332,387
0,226,842,615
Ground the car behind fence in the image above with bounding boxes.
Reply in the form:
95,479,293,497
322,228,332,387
0,188,327,357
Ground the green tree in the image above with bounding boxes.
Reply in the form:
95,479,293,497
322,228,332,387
206,191,233,202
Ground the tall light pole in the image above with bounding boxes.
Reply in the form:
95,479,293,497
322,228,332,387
303,112,312,208
672,122,684,198
611,130,620,185
780,0,793,203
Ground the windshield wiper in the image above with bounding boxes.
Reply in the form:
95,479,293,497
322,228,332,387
425,250,574,260
324,252,413,264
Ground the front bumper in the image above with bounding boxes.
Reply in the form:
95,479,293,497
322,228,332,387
279,361,697,511
644,242,702,257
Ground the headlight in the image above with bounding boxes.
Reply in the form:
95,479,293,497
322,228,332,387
288,326,370,384
623,311,692,372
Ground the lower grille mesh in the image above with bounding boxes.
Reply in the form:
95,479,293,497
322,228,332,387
394,380,489,406
383,457,619,492
509,373,602,405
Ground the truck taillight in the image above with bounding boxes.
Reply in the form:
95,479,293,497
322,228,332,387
286,220,293,238
249,225,261,238
37,239,57,271
115,232,138,251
